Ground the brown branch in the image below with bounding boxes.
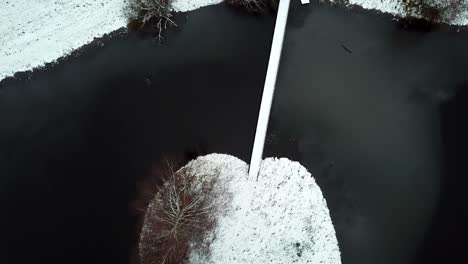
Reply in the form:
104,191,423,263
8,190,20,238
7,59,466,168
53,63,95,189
138,159,222,264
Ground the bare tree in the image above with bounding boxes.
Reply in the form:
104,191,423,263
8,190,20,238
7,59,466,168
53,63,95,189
126,0,177,42
138,159,219,264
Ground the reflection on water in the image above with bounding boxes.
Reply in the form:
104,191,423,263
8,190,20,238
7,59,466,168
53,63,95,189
267,2,468,264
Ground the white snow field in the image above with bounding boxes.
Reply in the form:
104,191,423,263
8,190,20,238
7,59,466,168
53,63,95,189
0,0,222,81
180,154,341,264
1,0,125,81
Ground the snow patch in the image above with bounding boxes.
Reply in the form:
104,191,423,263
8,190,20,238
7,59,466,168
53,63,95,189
182,154,341,264
347,0,468,26
0,0,223,81
172,0,224,12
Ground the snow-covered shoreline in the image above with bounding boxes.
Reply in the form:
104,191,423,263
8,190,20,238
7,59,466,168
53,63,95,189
1,0,124,81
347,0,468,26
2,0,468,82
0,0,223,82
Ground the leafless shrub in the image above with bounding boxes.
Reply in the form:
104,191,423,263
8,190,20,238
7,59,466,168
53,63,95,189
401,0,464,23
138,159,219,264
225,0,278,14
440,0,465,22
125,0,176,42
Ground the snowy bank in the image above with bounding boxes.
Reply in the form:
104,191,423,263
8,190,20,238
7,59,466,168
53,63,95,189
0,0,222,81
4,0,466,83
346,0,468,25
140,153,341,264
172,0,223,12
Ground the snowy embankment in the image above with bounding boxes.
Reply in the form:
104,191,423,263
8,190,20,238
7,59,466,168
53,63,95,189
1,0,124,81
346,0,468,25
152,154,341,264
2,0,468,82
0,0,222,81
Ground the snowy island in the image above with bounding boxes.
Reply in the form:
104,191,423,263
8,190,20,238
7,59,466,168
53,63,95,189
138,154,341,264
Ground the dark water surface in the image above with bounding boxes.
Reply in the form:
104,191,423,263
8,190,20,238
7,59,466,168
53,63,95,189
266,2,468,264
0,6,274,264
